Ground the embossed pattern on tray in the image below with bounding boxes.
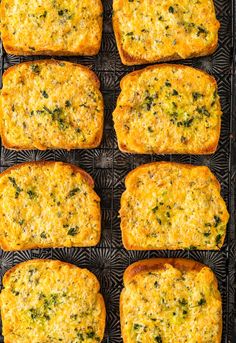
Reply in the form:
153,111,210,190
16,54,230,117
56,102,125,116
0,0,236,342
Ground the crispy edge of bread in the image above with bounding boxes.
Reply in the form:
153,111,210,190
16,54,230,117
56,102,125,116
112,0,220,66
0,259,106,343
113,64,221,154
120,161,229,250
0,161,102,251
0,59,104,151
120,258,222,343
0,0,103,56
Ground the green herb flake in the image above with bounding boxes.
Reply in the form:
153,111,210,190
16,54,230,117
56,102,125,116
168,6,174,13
155,335,162,342
27,190,38,200
198,298,206,306
215,234,222,245
65,100,72,107
67,227,78,236
8,177,22,198
134,323,142,330
68,188,80,198
214,215,222,227
41,90,49,98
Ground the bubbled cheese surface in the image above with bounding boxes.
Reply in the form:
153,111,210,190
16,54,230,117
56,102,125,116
1,0,103,55
0,259,105,342
113,0,219,64
0,60,104,150
120,163,229,250
0,162,101,250
113,65,221,154
121,263,222,342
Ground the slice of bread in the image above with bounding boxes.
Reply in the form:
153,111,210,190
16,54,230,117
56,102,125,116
113,0,219,65
0,0,103,55
0,162,101,250
120,258,222,342
0,60,104,150
113,64,221,154
120,162,229,250
0,259,106,342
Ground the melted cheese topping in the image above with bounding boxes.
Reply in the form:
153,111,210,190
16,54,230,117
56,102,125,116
0,61,103,150
120,163,229,250
0,260,105,342
0,162,101,250
113,0,219,64
121,263,222,342
1,0,103,55
113,65,221,154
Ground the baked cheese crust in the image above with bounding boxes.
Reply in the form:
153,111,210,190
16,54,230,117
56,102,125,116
0,60,104,150
0,0,103,55
0,259,106,343
120,258,222,343
113,64,221,154
120,162,229,250
113,0,219,65
0,162,101,251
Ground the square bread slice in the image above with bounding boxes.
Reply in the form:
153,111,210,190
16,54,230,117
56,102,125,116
0,0,103,56
113,64,222,154
113,0,220,65
120,162,229,250
120,258,222,342
0,259,106,342
0,60,104,150
0,162,101,251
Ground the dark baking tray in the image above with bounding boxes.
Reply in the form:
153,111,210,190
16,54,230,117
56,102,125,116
0,0,235,342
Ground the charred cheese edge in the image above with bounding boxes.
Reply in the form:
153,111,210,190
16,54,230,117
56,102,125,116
0,259,106,342
113,64,221,154
120,162,229,250
120,258,222,343
0,0,103,56
0,60,104,150
113,0,219,65
0,162,101,251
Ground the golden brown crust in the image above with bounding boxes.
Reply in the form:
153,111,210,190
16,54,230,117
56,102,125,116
113,0,219,66
2,259,106,342
0,161,95,188
1,0,103,56
120,162,228,250
120,258,222,343
0,60,104,151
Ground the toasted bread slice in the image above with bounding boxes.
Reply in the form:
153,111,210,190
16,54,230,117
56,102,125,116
0,162,101,250
0,0,103,56
113,0,219,65
113,64,221,154
120,162,229,250
0,60,104,150
0,259,106,342
120,258,222,343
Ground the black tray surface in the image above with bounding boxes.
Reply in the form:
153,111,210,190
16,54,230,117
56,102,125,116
0,0,236,342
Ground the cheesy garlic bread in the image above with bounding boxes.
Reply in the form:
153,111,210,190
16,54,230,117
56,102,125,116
0,162,101,250
120,162,229,250
0,259,106,342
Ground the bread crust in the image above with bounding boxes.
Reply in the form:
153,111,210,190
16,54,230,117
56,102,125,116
0,161,102,251
113,63,221,155
120,258,222,343
113,0,219,65
1,0,103,56
1,259,106,343
120,162,229,250
0,60,104,151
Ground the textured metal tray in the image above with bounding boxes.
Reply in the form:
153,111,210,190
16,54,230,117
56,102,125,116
0,0,236,342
